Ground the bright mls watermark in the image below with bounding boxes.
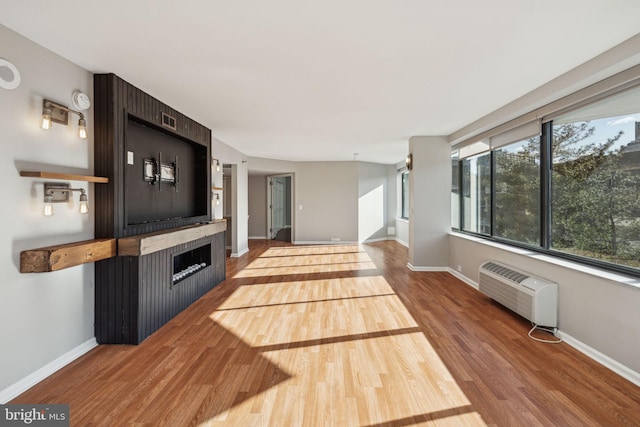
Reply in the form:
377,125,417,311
0,405,69,426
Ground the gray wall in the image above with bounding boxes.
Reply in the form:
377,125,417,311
295,162,359,243
0,25,96,396
248,175,267,238
247,158,396,244
408,136,450,268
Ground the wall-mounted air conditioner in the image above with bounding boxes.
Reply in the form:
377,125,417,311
479,261,558,327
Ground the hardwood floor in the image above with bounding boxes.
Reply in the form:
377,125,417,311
12,240,640,426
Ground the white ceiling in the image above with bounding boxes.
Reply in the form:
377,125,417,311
2,1,640,164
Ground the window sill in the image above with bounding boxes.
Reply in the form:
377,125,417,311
449,231,640,289
395,217,409,223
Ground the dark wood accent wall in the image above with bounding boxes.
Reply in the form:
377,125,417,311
95,233,225,344
93,73,211,239
94,74,225,344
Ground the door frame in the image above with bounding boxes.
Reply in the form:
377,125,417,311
266,173,294,242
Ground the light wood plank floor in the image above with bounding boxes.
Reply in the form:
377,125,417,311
12,240,640,426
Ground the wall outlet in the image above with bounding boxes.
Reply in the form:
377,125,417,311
331,237,341,242
457,265,462,272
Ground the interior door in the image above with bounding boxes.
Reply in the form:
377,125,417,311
270,177,285,239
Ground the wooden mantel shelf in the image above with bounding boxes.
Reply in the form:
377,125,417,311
20,238,117,273
20,171,109,183
118,220,227,256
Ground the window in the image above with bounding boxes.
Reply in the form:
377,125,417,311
451,83,640,275
461,152,491,235
401,170,409,219
494,138,540,245
451,151,460,229
550,87,640,269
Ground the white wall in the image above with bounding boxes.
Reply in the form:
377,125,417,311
0,25,96,397
230,162,249,257
213,137,249,257
395,219,409,247
408,136,450,268
248,157,296,175
358,162,393,242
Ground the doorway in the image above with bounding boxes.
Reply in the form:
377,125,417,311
223,166,232,250
267,174,293,242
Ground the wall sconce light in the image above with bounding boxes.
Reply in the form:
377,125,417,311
213,159,221,172
42,183,89,216
41,98,88,139
215,193,220,205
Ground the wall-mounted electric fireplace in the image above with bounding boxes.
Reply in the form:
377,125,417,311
173,243,211,285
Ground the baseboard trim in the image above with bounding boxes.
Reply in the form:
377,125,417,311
407,264,448,272
248,236,268,240
557,331,640,387
361,237,391,244
292,241,359,245
0,338,98,404
230,247,250,258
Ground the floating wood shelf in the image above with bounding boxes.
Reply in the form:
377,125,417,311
20,171,109,183
20,238,117,273
118,220,227,256
212,186,223,191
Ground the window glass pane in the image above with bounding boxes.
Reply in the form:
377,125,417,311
551,90,640,270
401,171,409,219
461,152,491,235
494,138,540,245
451,152,460,229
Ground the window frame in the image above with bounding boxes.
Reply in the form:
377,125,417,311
451,86,640,278
400,170,409,220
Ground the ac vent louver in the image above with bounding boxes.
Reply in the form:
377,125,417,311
482,261,530,283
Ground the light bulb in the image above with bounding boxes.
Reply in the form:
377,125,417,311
216,194,220,205
79,192,89,214
43,194,54,216
41,107,52,130
78,118,88,139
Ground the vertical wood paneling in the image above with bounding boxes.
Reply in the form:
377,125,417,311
94,73,221,344
132,235,222,343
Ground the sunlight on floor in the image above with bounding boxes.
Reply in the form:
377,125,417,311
233,245,375,278
204,244,486,426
